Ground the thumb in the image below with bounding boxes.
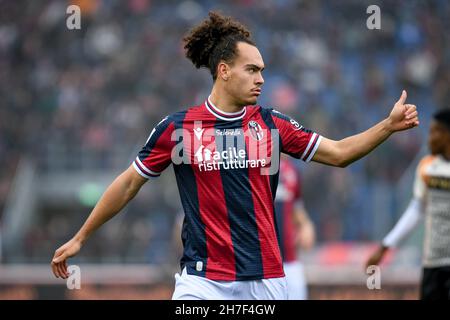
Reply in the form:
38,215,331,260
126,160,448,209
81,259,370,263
52,253,66,264
397,90,407,105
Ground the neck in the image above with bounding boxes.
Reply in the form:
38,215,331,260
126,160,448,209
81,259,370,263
209,85,244,113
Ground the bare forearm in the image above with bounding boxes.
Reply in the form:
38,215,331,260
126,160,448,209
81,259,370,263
74,170,142,244
337,118,392,167
51,166,146,279
294,208,315,250
313,91,419,167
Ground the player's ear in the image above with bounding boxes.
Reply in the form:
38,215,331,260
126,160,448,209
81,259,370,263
217,62,230,81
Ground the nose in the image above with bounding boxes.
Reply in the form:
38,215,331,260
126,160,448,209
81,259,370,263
255,72,264,85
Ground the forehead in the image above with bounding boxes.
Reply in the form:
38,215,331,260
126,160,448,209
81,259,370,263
234,42,264,67
431,120,450,134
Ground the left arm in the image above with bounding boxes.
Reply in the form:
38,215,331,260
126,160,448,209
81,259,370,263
293,202,316,250
312,90,419,167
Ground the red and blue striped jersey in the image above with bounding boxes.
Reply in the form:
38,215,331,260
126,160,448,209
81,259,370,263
274,158,303,263
133,97,322,281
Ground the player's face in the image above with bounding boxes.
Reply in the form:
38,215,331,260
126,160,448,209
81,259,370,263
428,121,450,155
225,42,265,106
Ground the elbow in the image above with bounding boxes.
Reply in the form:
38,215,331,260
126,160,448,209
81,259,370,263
123,188,135,201
330,154,350,168
337,158,351,168
119,170,143,201
124,182,140,201
333,143,352,168
317,139,353,168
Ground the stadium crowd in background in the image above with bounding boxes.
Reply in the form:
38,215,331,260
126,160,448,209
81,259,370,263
0,0,449,263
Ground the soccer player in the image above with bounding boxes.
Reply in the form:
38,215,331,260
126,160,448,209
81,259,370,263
51,12,419,300
366,109,450,300
274,155,315,299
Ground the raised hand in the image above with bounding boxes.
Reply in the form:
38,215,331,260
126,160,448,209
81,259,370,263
387,90,419,132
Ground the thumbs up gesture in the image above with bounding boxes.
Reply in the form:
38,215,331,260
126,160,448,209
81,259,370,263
387,90,419,132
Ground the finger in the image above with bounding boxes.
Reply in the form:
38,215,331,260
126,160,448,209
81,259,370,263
405,104,416,112
406,120,419,128
61,260,69,279
54,262,63,278
51,250,60,262
409,120,419,127
51,262,60,278
407,114,419,122
405,106,417,113
52,255,61,264
58,262,68,279
54,262,63,279
58,261,66,279
397,90,407,105
406,111,419,119
52,252,66,264
406,111,418,120
63,269,69,279
405,113,418,121
64,260,69,278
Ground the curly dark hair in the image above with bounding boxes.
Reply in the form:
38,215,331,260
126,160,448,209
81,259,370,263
434,108,450,131
183,11,255,81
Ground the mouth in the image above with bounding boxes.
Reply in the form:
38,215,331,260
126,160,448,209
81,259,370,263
251,88,262,96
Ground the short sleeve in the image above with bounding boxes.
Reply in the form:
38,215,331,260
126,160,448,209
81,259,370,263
133,116,175,179
270,109,322,162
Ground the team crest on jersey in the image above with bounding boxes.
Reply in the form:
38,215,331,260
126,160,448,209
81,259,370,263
248,121,264,141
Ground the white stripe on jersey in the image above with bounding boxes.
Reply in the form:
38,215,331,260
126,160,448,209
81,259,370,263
306,135,322,162
135,157,161,176
133,161,154,179
301,133,317,161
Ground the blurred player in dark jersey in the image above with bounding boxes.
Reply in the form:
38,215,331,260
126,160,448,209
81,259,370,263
274,155,315,299
366,109,450,300
51,11,419,300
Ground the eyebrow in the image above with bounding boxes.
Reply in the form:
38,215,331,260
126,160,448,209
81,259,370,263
245,64,265,71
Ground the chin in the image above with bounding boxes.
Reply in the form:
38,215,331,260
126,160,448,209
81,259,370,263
245,97,258,105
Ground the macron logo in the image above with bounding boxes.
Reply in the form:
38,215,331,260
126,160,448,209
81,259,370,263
194,127,204,140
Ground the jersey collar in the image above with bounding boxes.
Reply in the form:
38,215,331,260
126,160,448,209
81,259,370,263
205,96,246,121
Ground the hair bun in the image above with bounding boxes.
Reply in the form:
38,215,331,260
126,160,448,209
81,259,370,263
183,11,252,71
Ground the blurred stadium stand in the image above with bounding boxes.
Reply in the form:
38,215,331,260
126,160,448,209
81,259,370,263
0,0,449,299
